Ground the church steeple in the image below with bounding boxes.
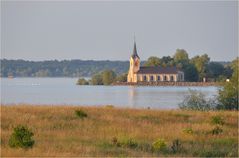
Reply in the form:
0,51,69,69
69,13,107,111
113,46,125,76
131,39,140,59
127,38,141,82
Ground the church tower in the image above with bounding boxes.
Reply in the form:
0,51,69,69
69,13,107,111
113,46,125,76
127,41,140,82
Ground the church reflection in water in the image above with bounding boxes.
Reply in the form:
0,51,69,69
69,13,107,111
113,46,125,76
128,86,139,108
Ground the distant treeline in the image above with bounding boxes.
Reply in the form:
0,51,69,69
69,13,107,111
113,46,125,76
0,59,130,77
0,56,233,81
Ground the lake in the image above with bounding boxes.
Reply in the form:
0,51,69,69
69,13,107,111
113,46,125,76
1,78,218,109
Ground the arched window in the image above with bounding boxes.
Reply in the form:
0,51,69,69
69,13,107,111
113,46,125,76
170,75,174,81
150,76,154,81
143,76,147,81
164,75,167,81
157,76,160,81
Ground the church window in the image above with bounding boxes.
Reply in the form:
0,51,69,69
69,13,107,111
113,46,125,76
150,76,154,81
170,75,174,81
143,76,147,81
164,75,167,81
157,76,160,81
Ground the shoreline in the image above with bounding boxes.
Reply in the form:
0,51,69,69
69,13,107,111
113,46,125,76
113,81,220,87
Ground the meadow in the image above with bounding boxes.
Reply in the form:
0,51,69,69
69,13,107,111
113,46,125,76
1,105,238,157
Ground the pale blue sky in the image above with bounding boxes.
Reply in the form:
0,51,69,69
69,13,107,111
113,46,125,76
1,1,238,61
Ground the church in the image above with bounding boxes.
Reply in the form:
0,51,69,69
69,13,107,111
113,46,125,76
127,42,184,83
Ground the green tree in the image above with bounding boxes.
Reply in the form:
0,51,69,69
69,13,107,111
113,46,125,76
191,54,210,81
207,62,224,80
222,65,233,79
218,58,238,110
173,49,189,63
102,70,116,85
160,56,174,67
172,49,199,82
144,56,161,66
91,74,103,85
116,73,128,82
183,63,199,82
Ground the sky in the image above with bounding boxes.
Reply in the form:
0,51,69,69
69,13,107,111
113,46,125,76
1,0,238,61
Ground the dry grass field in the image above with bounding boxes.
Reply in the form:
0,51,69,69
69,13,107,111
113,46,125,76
0,105,238,157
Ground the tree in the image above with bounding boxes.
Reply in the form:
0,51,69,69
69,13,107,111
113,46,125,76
173,49,189,63
102,70,116,85
218,58,238,110
207,62,224,80
144,56,161,66
91,74,103,85
191,54,210,81
116,73,128,82
183,63,199,82
223,65,233,79
160,56,174,67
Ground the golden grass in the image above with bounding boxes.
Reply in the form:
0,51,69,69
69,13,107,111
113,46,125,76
0,105,238,157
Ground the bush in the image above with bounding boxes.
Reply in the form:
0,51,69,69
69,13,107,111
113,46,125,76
115,73,128,82
152,139,167,152
211,115,225,125
9,125,35,149
179,90,217,111
75,110,88,119
91,70,116,85
77,78,89,85
112,137,138,149
91,74,103,85
122,138,138,148
217,58,238,110
211,126,223,135
171,139,182,153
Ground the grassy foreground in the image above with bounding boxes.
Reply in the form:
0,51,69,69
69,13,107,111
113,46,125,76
1,105,238,157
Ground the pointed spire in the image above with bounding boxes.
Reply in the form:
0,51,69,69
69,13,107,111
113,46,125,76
131,36,140,59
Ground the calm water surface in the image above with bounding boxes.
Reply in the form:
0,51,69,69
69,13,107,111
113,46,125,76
1,78,218,109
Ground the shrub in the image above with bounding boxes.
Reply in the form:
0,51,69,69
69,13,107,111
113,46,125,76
171,139,182,153
183,128,193,134
91,74,103,85
75,110,87,119
217,58,238,110
211,126,223,135
119,138,138,148
112,137,138,149
152,139,167,152
77,78,89,85
115,73,128,82
9,125,35,149
211,115,225,125
179,90,217,111
91,70,117,85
